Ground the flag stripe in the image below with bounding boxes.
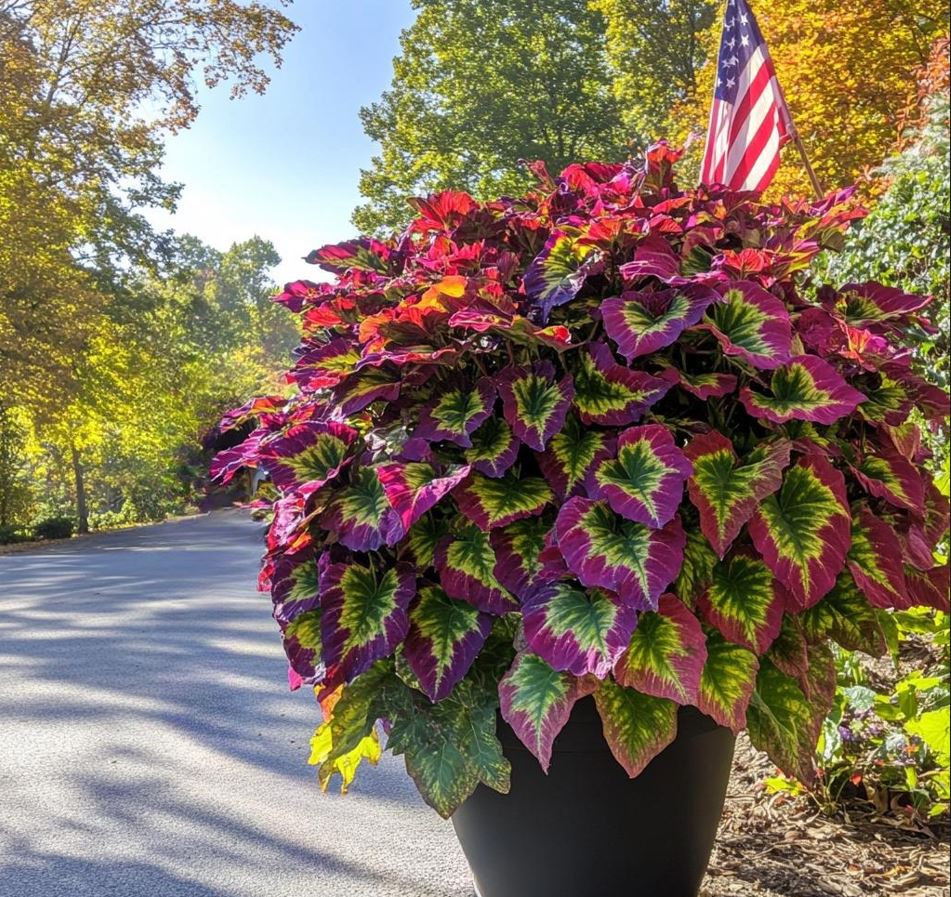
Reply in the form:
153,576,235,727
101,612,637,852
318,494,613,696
699,0,790,194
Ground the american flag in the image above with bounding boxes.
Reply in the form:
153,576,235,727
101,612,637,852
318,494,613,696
699,0,793,192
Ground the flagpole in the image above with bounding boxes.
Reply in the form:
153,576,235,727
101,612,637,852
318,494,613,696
788,125,824,201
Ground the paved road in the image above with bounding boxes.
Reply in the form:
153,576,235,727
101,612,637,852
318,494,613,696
0,512,472,897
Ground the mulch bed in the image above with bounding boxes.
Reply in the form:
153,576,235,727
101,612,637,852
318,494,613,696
702,735,950,897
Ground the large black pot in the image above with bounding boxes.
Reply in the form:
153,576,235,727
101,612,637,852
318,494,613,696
452,697,735,897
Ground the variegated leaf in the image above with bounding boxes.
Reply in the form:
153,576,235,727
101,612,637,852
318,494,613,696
749,453,851,610
594,678,678,778
697,628,759,732
684,431,790,558
497,362,574,451
260,421,358,493
587,424,693,528
378,462,471,531
435,524,519,614
614,593,707,704
490,517,564,599
416,380,496,447
536,413,615,499
499,652,597,772
404,585,493,701
465,417,520,477
846,506,909,610
704,281,793,370
320,561,415,683
571,343,673,426
740,355,867,424
601,284,717,361
455,471,553,531
522,581,637,678
555,497,685,611
698,551,788,654
523,230,602,321
321,467,404,551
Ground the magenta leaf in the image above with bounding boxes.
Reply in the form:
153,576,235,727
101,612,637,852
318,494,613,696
497,362,574,451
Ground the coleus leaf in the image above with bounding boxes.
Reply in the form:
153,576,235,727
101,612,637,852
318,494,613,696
674,528,719,607
593,678,678,778
260,421,357,493
289,338,363,390
320,560,415,684
464,417,520,477
402,514,441,569
416,379,496,447
403,585,493,701
491,517,564,599
536,413,615,499
697,628,759,732
270,549,319,626
851,443,925,515
309,685,382,794
846,506,909,610
614,593,707,704
521,581,637,678
684,431,791,558
740,355,867,424
836,282,932,324
697,550,788,654
587,424,693,528
704,281,792,369
905,563,951,613
601,284,717,361
454,471,553,531
497,362,574,451
661,367,738,399
749,453,852,609
435,524,518,615
498,652,597,772
747,659,830,786
321,467,404,551
333,366,401,416
305,238,390,274
282,610,324,686
571,343,673,426
800,571,888,657
555,497,685,611
523,229,602,321
377,462,471,532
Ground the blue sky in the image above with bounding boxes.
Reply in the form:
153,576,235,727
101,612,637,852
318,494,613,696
146,1,416,285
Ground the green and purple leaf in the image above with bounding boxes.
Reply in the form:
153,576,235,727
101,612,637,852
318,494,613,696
800,572,888,657
454,471,553,531
378,462,471,532
749,453,851,610
404,585,493,701
846,506,909,610
271,549,320,626
333,366,401,416
321,467,404,551
697,628,759,732
290,338,363,390
497,362,574,451
587,424,692,528
697,551,788,654
499,652,597,772
571,343,673,426
594,678,678,778
465,418,520,477
746,658,832,786
684,431,790,558
435,524,519,615
417,380,496,447
740,356,866,424
491,517,565,599
260,421,357,494
660,367,738,399
601,285,718,361
282,610,325,687
555,497,685,611
305,238,390,274
674,528,719,607
536,414,615,499
522,581,637,678
320,561,415,683
614,593,707,704
851,443,925,515
704,282,792,369
523,230,602,321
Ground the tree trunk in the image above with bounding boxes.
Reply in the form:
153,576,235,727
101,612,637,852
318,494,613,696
70,444,89,534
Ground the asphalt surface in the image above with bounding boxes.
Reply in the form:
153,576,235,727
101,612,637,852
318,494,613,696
0,511,473,897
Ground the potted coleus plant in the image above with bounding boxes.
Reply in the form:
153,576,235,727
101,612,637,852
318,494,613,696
213,144,950,897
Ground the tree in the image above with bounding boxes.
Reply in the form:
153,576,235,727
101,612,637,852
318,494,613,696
591,0,717,144
353,0,627,233
667,0,947,197
0,0,298,413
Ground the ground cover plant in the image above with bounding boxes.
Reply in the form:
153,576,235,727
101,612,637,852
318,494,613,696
214,145,950,818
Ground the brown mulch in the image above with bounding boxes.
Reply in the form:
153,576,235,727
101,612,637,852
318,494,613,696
701,735,950,897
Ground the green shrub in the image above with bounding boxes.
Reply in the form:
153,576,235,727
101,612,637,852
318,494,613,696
32,516,75,540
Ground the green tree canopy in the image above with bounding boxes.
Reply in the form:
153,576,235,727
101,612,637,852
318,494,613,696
353,0,629,233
